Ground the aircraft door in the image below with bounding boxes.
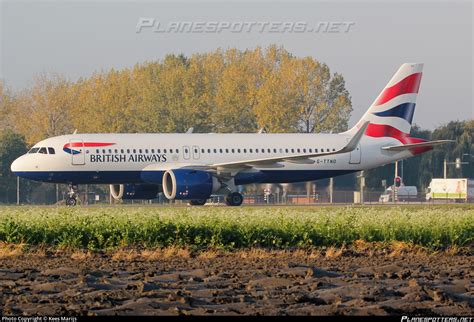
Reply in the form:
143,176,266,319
70,139,85,165
183,146,191,160
192,146,200,160
349,143,361,164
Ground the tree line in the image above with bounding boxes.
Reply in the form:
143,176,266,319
1,45,352,146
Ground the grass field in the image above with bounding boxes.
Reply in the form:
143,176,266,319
0,205,472,250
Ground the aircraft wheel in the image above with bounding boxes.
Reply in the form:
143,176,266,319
66,196,77,207
189,199,207,206
225,192,244,206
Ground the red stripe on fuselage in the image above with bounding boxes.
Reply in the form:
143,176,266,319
365,123,431,155
374,73,422,106
64,142,115,148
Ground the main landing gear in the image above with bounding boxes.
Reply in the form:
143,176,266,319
225,192,244,206
188,193,243,206
189,199,207,206
65,184,78,206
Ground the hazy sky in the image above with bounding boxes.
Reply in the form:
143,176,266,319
1,0,472,130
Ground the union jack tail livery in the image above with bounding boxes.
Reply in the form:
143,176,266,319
349,63,423,137
345,63,451,155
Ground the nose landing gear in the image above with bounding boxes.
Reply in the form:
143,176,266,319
65,184,78,206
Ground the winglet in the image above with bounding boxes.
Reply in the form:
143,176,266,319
340,121,369,153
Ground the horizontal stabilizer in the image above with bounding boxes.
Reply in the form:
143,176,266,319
381,140,454,151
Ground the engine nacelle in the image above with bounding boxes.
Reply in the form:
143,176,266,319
110,184,160,200
162,169,220,200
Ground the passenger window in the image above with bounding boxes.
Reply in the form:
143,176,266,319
145,149,149,154
315,148,318,153
273,148,277,153
176,149,179,153
127,149,130,153
157,149,161,153
139,149,142,153
303,148,306,153
102,149,106,153
225,149,229,153
48,147,55,154
242,149,246,153
285,148,289,153
96,149,99,154
38,147,47,154
297,149,301,153
219,149,223,153
207,149,211,153
108,149,112,153
164,149,167,153
114,149,118,153
291,149,295,153
201,149,205,153
309,148,312,153
332,148,336,152
231,149,235,153
133,149,136,153
214,149,217,153
249,149,253,153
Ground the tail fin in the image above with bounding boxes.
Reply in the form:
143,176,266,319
345,63,423,137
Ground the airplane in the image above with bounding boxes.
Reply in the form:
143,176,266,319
11,63,452,206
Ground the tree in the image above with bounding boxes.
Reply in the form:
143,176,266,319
0,130,28,203
10,75,75,145
253,48,352,133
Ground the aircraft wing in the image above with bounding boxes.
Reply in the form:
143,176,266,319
203,121,369,170
381,140,454,151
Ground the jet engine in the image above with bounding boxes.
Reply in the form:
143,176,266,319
110,183,160,200
162,169,221,200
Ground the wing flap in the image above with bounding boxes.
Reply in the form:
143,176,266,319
282,158,315,164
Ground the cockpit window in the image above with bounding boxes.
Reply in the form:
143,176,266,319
38,147,47,154
48,147,55,154
28,148,40,154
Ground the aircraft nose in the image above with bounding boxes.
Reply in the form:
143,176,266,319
11,155,25,174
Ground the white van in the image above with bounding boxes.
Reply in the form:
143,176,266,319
379,186,418,203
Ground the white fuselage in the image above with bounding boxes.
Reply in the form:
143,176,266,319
11,133,410,185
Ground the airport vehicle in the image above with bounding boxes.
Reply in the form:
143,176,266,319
11,63,452,206
379,185,418,203
425,178,474,201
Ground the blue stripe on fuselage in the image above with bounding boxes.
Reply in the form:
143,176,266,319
13,170,357,185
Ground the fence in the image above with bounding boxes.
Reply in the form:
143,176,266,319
102,190,473,206
9,182,473,206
